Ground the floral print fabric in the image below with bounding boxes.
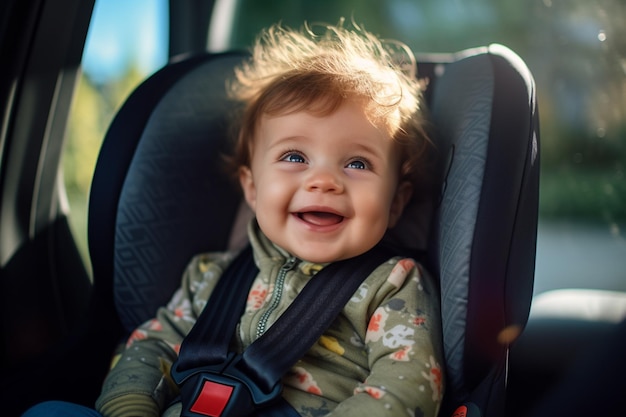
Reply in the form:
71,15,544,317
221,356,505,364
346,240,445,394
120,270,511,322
97,221,444,417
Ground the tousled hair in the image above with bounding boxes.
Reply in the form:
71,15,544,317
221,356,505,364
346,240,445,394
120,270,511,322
227,20,432,188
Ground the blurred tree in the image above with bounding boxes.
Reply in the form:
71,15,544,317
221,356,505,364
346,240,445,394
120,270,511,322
62,63,146,267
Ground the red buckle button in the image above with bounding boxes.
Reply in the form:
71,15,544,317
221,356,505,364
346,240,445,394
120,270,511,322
452,405,467,417
190,380,234,417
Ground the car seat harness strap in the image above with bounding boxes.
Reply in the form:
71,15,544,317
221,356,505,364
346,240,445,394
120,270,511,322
171,244,393,417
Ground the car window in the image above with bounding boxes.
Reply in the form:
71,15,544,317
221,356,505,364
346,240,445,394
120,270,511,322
222,0,626,295
62,0,168,272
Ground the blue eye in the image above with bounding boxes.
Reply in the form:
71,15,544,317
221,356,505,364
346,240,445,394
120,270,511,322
346,159,369,170
281,151,306,163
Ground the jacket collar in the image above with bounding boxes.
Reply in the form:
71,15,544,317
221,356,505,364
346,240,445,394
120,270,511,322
247,219,325,277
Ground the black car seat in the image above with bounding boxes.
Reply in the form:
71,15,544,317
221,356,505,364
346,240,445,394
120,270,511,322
85,44,539,416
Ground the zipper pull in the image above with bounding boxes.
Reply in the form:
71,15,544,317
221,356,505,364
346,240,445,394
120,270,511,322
281,256,297,272
255,255,299,339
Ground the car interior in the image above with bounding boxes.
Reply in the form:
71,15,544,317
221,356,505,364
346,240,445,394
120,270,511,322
0,1,624,416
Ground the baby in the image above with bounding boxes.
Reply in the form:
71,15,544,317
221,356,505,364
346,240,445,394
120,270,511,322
24,21,444,417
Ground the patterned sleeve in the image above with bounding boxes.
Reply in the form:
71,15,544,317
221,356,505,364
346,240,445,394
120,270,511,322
95,252,233,417
327,258,445,417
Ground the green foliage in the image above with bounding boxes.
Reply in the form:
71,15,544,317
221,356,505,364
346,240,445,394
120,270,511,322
540,167,626,223
64,65,145,196
62,64,147,264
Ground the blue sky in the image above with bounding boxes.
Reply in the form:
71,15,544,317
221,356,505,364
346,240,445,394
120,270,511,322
82,0,168,83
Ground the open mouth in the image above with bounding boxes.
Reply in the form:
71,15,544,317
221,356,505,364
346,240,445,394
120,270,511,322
297,211,344,226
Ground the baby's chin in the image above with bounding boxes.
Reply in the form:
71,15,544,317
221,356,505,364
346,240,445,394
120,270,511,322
289,244,379,264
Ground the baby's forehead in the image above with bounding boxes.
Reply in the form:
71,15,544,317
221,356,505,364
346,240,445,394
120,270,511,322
259,96,400,136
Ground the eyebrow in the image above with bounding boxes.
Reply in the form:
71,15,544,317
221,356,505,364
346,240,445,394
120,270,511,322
348,141,384,155
264,135,305,151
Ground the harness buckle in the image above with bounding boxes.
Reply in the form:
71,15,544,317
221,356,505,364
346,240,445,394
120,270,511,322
172,353,283,417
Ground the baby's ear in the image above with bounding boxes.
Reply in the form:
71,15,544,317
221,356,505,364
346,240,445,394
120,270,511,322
388,181,413,228
239,167,257,212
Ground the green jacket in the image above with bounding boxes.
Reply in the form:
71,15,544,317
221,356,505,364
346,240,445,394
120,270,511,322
96,221,444,417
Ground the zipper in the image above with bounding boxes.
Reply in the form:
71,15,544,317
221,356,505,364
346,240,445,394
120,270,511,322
255,256,297,339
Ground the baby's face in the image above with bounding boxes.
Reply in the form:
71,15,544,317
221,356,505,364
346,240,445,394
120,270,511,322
239,99,411,263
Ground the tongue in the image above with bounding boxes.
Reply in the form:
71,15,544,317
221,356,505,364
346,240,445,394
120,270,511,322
300,211,343,226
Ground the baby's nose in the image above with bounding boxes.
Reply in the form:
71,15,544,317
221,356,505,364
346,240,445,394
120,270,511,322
304,168,344,193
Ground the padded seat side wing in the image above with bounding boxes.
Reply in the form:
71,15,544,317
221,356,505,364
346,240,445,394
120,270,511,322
429,45,539,415
89,52,248,332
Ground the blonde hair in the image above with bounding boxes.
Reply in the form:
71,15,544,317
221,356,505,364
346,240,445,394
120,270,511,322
228,20,431,187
